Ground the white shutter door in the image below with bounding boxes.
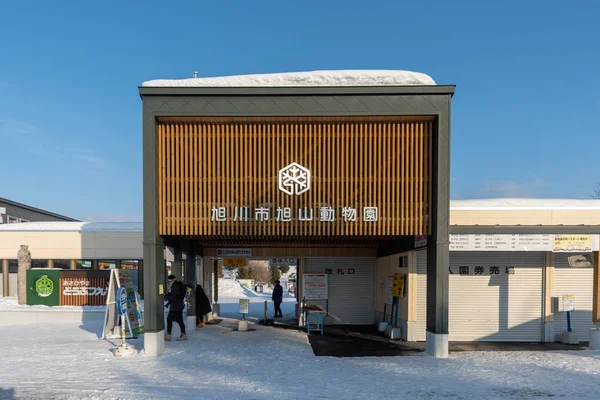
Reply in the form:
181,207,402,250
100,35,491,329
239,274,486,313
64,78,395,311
416,250,427,341
304,257,376,325
553,253,594,342
449,252,543,341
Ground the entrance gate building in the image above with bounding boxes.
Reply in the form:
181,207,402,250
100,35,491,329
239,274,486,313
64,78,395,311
139,72,455,357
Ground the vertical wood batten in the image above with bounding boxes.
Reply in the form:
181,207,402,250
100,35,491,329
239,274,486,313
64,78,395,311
156,118,432,237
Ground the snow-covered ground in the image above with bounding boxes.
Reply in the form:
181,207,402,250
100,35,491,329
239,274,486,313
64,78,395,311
1,319,600,400
217,279,296,320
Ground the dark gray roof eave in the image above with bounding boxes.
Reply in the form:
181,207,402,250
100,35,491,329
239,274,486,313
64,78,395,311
138,84,456,98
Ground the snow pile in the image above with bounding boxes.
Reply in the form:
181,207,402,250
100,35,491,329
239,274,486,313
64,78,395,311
451,198,600,210
0,296,144,313
0,296,104,312
143,70,436,87
1,320,600,399
218,279,248,298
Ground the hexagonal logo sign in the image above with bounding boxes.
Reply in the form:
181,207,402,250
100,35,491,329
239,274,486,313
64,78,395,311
278,162,311,196
34,275,54,298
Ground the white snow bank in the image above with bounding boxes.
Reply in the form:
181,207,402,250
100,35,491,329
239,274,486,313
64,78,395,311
142,70,436,87
451,198,600,210
218,279,248,298
0,296,104,311
0,296,144,312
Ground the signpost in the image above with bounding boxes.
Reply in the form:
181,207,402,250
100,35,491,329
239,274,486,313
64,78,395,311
239,299,250,317
563,294,575,334
102,269,144,340
113,286,136,357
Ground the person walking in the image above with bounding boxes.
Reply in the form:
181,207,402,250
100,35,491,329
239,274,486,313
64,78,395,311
272,280,283,318
195,283,212,328
165,274,187,341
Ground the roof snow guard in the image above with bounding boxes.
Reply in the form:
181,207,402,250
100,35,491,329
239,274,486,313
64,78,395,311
142,70,436,88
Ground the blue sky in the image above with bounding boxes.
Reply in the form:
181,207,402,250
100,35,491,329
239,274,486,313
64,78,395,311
1,1,599,221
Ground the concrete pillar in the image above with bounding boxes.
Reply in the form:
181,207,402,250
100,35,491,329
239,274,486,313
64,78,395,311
171,249,182,280
406,251,418,341
425,112,451,358
185,252,196,327
590,251,600,350
212,259,220,315
2,259,8,297
143,238,166,357
543,252,555,342
594,252,600,326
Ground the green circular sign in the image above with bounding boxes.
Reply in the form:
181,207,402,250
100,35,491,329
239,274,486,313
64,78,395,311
34,275,54,298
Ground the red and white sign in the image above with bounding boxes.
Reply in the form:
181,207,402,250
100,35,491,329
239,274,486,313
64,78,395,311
303,274,328,300
415,235,427,248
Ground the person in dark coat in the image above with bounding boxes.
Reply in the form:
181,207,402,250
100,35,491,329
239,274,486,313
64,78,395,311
272,280,283,318
195,284,212,328
164,275,187,341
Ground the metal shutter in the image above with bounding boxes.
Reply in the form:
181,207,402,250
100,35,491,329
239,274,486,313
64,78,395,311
449,252,543,341
416,251,544,341
416,250,427,341
304,257,376,325
553,253,594,342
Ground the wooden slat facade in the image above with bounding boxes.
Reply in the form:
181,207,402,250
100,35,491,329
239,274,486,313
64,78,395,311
157,117,433,241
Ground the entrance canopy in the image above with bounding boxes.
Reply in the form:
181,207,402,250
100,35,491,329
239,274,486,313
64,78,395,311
140,70,455,357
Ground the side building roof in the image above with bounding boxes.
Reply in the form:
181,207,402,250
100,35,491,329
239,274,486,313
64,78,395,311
0,197,79,222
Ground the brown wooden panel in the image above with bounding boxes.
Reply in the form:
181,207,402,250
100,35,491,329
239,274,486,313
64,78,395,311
157,117,432,240
59,271,110,306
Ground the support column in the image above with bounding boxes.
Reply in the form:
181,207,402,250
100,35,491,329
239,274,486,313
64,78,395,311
143,237,165,357
591,252,600,349
185,251,196,327
2,259,8,297
171,249,182,280
212,259,220,315
426,108,451,358
406,251,418,341
543,252,555,342
142,98,165,357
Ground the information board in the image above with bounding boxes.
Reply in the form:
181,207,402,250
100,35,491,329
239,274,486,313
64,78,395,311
238,299,250,314
450,234,553,251
554,235,592,252
303,274,328,300
563,294,575,312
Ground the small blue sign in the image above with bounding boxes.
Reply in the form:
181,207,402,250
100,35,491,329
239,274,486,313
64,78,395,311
117,287,128,316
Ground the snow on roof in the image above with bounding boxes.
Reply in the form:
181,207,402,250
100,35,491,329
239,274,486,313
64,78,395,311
451,198,600,210
0,221,142,232
142,70,436,88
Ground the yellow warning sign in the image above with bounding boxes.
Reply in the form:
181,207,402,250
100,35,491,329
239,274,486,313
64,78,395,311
223,257,247,268
392,274,405,297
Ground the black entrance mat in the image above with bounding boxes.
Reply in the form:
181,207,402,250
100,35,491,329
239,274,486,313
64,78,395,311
307,327,422,357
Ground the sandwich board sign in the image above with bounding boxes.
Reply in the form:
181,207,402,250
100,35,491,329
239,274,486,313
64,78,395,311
102,269,144,340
